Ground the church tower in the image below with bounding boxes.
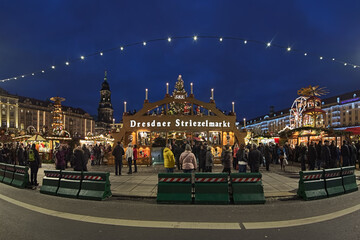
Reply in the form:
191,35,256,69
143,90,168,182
96,71,114,134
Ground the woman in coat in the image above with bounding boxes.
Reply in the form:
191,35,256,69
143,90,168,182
179,144,197,173
163,144,175,173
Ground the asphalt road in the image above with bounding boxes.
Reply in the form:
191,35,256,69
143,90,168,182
0,183,359,240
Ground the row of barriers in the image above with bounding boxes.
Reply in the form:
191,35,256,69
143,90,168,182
0,162,29,188
157,172,266,204
297,166,358,200
40,170,112,201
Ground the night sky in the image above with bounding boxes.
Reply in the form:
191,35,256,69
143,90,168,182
1,0,360,122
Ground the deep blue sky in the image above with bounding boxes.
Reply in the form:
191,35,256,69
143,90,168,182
1,0,360,122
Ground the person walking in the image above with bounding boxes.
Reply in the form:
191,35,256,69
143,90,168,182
308,142,317,170
249,144,262,173
264,144,272,171
341,141,350,167
179,144,197,173
73,145,85,171
126,143,134,174
28,144,40,187
163,144,175,173
205,146,214,172
322,140,331,169
112,142,124,175
221,145,232,174
277,145,287,171
133,145,138,173
236,144,247,173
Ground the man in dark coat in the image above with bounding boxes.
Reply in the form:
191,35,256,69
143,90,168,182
198,144,207,172
341,141,350,167
73,145,85,171
112,142,124,175
264,144,272,171
299,143,308,171
308,142,317,170
316,142,323,170
322,140,331,169
248,144,262,173
82,145,90,171
221,145,232,173
28,144,40,187
173,142,183,170
329,141,338,168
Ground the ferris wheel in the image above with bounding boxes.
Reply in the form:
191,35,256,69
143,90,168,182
289,96,308,129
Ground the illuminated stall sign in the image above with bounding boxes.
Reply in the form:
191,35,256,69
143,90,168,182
129,119,231,128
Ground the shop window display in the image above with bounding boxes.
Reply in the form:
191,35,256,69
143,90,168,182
137,131,151,146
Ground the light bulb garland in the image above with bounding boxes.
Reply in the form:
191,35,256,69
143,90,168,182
1,35,359,83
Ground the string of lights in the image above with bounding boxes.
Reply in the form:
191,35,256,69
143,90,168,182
1,35,359,83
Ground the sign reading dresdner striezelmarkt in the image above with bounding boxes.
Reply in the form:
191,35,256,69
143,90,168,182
129,119,231,128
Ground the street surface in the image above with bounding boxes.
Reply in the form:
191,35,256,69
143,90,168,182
0,182,359,240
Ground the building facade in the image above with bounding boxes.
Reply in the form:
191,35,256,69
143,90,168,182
0,87,94,138
95,71,114,134
245,90,360,135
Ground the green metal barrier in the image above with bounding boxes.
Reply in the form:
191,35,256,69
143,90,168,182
0,163,6,182
194,173,229,204
78,172,112,201
11,165,29,188
324,168,344,197
40,170,62,196
341,166,358,193
297,170,327,200
230,173,265,204
57,171,82,198
3,164,15,185
157,173,192,203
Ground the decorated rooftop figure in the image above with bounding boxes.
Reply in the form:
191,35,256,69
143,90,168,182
290,85,328,128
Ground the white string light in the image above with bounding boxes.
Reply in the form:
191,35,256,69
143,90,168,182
1,35,359,83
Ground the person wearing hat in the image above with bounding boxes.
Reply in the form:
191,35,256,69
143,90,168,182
112,142,125,175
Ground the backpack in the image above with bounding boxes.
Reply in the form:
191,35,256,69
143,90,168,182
28,150,35,162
